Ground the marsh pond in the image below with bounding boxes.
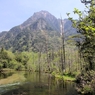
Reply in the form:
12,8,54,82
0,71,78,95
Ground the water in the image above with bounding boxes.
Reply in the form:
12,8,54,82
0,72,78,95
0,72,13,79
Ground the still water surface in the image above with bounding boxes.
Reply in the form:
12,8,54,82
0,72,78,95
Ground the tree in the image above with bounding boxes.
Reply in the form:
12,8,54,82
67,0,95,70
60,17,66,72
81,0,92,4
0,48,12,68
81,0,95,5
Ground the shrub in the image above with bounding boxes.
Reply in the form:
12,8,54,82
83,85,93,94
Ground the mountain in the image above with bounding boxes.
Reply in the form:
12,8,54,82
0,31,7,40
0,11,76,52
21,11,60,32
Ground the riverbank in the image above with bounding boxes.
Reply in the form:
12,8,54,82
1,68,15,72
51,71,76,81
54,74,76,81
1,69,76,81
0,71,78,95
0,72,26,85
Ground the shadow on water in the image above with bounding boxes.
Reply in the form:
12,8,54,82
0,72,78,95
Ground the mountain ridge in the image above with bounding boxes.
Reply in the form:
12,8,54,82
0,10,76,52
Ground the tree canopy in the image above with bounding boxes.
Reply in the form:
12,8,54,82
67,0,95,70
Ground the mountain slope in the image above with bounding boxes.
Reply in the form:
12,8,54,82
21,11,60,32
0,11,76,52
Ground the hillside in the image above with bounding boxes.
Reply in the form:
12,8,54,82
0,11,76,52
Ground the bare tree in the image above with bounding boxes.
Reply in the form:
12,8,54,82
60,17,66,72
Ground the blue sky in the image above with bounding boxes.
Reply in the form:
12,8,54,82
0,0,85,32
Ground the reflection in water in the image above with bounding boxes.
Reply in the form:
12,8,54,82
0,72,78,95
0,72,13,79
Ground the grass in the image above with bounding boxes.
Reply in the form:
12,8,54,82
63,75,76,81
0,72,26,85
2,68,15,72
54,74,76,81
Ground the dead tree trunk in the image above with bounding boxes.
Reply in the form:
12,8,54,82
60,17,66,72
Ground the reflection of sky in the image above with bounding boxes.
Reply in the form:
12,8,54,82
0,83,19,94
0,0,85,32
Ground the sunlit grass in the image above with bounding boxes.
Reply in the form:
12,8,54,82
0,72,26,85
2,68,15,72
55,74,76,81
63,75,75,81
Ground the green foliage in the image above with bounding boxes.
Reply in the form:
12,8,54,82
76,70,95,94
0,46,80,77
83,85,94,94
67,1,95,93
67,1,95,70
0,48,12,68
14,63,25,71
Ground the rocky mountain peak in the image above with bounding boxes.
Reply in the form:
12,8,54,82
33,10,50,17
21,10,59,31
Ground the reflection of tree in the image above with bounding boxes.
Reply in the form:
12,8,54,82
48,75,51,95
38,72,41,83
